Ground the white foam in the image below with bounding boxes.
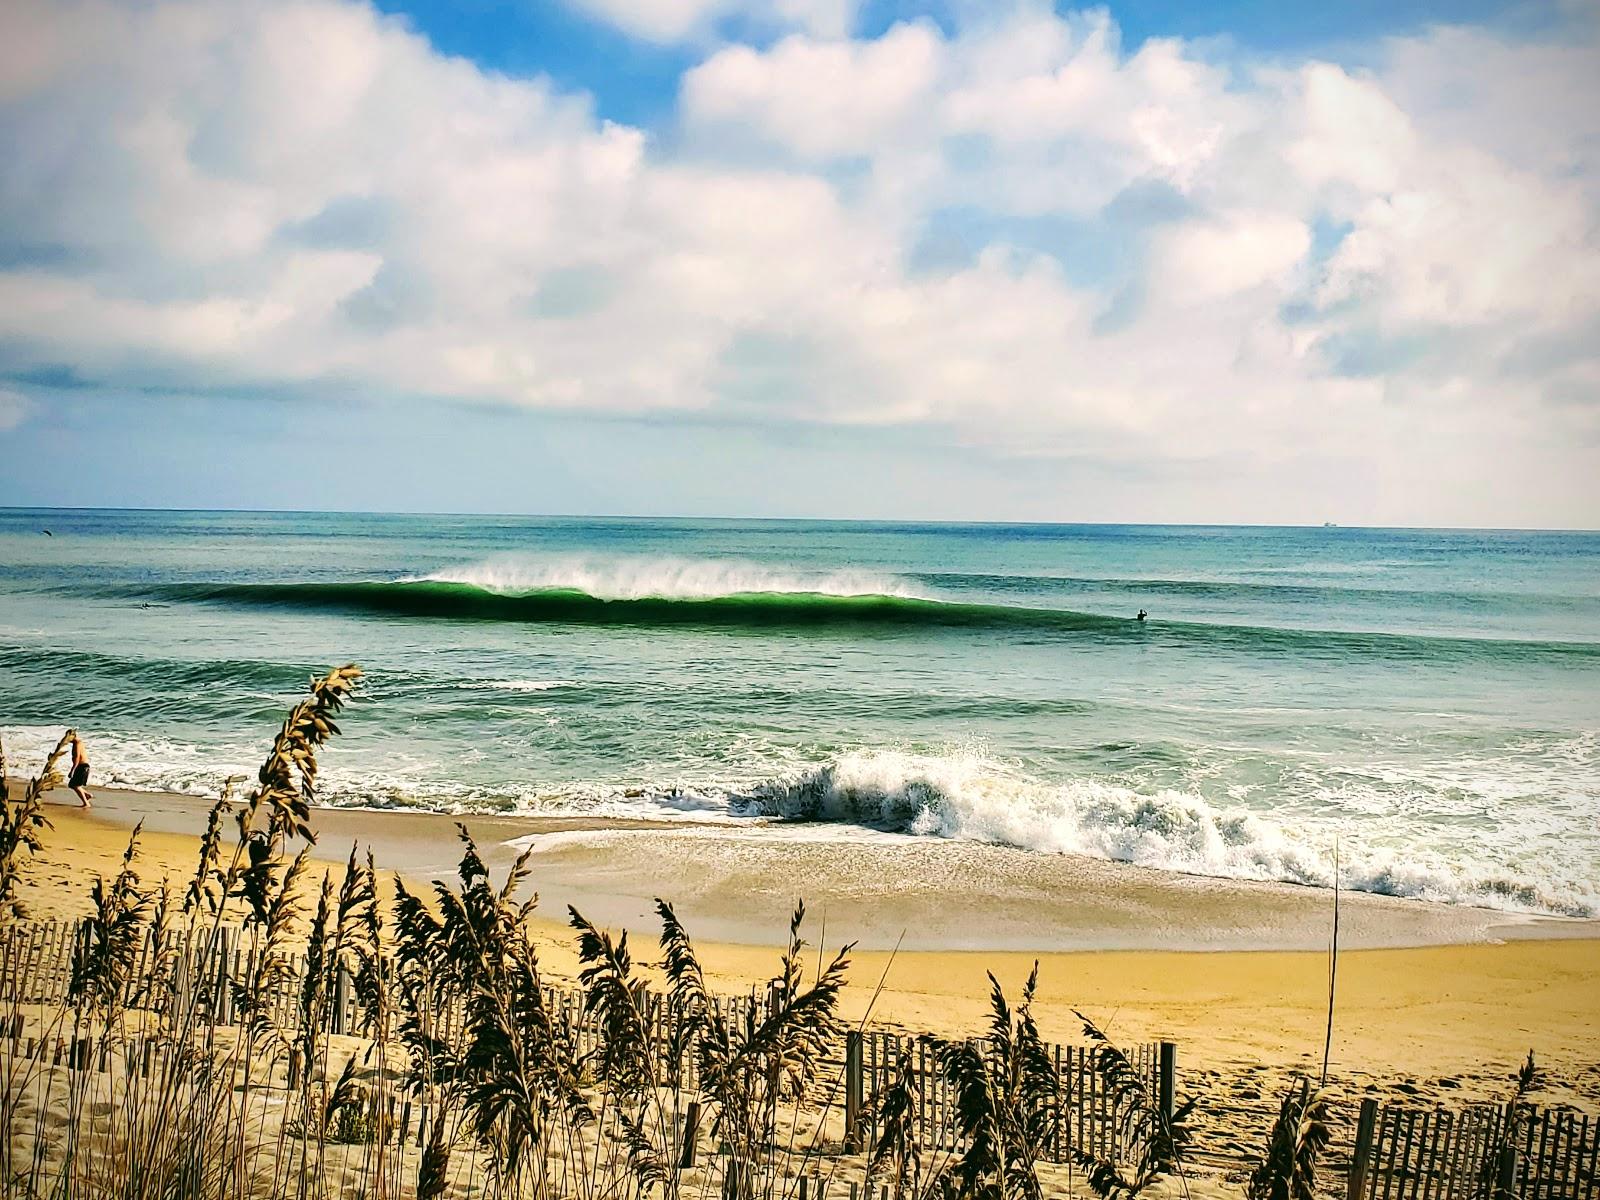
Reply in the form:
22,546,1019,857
0,724,261,798
729,749,1599,918
413,555,925,601
453,679,578,693
5,723,1590,918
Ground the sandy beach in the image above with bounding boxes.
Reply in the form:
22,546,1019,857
15,784,1600,1132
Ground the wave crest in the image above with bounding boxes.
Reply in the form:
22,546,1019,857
418,556,925,601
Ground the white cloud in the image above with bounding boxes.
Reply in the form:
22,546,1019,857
0,0,1596,521
1153,212,1312,304
682,22,941,158
0,388,32,432
565,0,857,44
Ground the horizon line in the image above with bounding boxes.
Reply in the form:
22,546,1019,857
1,503,1596,535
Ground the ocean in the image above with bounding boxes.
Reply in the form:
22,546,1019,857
1,509,1596,918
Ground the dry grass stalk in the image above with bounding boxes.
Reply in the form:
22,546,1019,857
1071,1009,1191,1200
0,729,70,923
2,668,365,1200
1244,1081,1331,1200
919,966,1061,1200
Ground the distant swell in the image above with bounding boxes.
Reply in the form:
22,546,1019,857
915,570,1600,612
132,580,1600,663
142,580,1124,630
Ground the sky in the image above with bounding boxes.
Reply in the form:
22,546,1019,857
0,0,1597,526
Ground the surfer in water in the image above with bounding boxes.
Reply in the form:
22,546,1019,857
1136,609,1148,622
67,732,93,807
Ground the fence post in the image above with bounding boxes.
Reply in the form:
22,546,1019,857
216,927,234,1024
1348,1097,1378,1200
1158,1042,1177,1125
1155,1041,1179,1168
723,1161,753,1200
844,1031,865,1153
679,1100,701,1169
1495,1102,1520,1200
332,964,350,1036
1495,1144,1518,1199
75,917,92,989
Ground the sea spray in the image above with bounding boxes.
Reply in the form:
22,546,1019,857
417,555,928,601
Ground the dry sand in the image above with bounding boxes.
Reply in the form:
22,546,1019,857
11,783,1600,1174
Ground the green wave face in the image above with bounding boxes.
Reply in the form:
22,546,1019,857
143,580,1599,664
160,580,1118,631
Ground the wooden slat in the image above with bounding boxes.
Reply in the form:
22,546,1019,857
1580,1113,1593,1200
1564,1114,1580,1200
1544,1109,1561,1200
1455,1107,1482,1200
1583,1114,1598,1200
1566,1111,1584,1200
1555,1113,1580,1200
1428,1109,1450,1199
1536,1110,1555,1200
1393,1110,1416,1200
1462,1106,1489,1200
1565,1111,1583,1200
1379,1109,1403,1200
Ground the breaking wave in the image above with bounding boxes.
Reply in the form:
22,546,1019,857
726,750,1597,917
4,717,1590,917
120,579,1600,662
417,557,926,601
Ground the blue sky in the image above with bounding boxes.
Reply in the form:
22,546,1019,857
0,0,1596,525
370,0,1526,127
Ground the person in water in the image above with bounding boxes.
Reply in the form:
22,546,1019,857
1136,609,1148,622
67,732,93,807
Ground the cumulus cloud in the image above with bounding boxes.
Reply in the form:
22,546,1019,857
0,0,1596,521
0,388,32,432
564,0,858,44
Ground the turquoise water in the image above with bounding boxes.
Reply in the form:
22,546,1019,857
2,509,1597,916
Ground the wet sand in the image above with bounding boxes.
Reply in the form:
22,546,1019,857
53,784,1597,952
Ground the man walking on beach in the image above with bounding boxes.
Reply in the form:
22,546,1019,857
67,732,93,807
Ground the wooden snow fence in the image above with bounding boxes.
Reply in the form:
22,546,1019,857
1346,1096,1600,1200
3,917,1175,1174
841,1028,1175,1168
